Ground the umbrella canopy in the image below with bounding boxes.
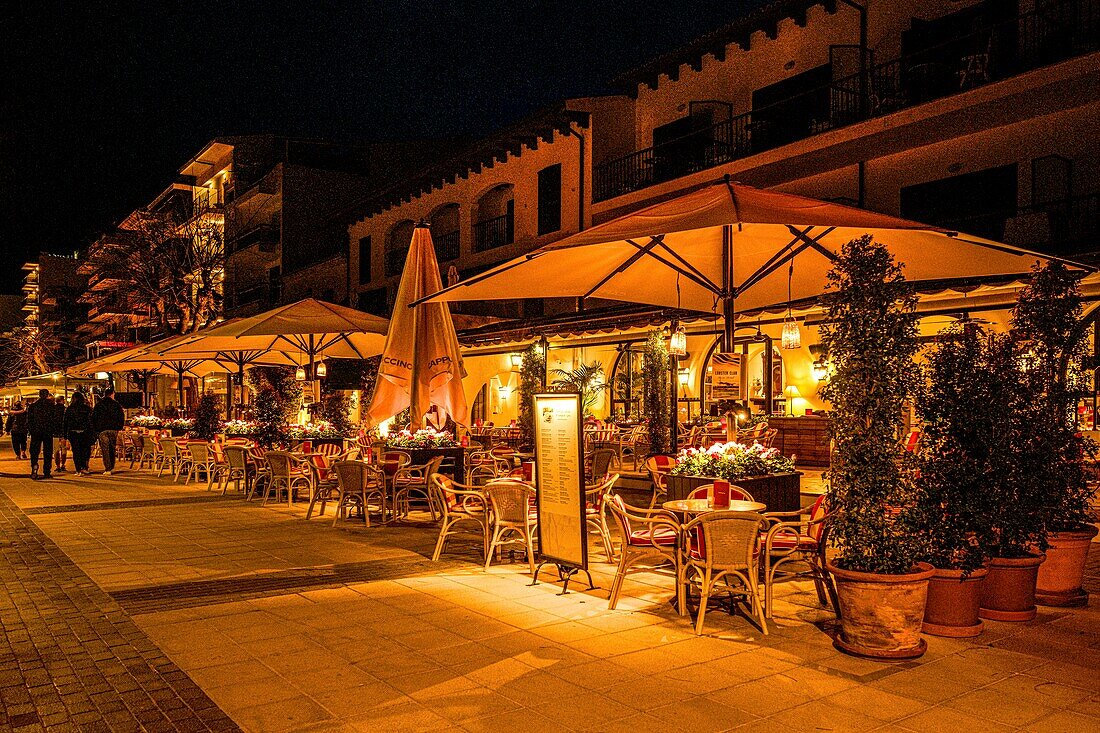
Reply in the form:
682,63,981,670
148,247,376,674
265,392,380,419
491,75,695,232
416,179,1089,350
367,224,467,428
160,298,388,362
68,337,225,378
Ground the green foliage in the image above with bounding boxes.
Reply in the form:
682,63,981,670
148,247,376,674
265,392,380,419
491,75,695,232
670,441,794,481
517,344,546,447
252,385,289,449
190,392,222,441
550,361,609,417
642,331,671,454
819,235,923,575
1010,262,1095,537
319,393,353,436
913,325,1004,571
248,366,302,424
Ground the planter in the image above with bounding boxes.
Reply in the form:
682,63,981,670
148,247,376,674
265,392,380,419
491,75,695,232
169,427,189,437
1036,525,1098,607
923,566,988,637
665,472,801,512
827,561,934,659
979,554,1045,621
385,446,466,480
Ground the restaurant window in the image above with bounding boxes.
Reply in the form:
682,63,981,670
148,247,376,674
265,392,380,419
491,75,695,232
357,236,372,285
900,164,1018,241
537,164,562,235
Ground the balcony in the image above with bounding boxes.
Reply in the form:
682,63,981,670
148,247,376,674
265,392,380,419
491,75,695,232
227,283,271,311
435,230,461,262
228,223,279,254
934,192,1100,259
594,0,1100,202
473,212,515,253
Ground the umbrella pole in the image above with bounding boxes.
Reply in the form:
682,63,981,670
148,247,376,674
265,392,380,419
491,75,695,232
669,320,679,451
177,368,184,409
722,225,736,353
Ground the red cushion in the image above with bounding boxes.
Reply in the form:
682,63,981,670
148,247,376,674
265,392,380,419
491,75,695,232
766,534,818,550
629,527,677,547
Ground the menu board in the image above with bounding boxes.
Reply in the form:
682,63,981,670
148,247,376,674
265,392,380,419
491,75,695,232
533,393,587,570
711,353,744,400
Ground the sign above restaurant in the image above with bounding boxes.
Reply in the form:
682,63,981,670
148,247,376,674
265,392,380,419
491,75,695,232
533,392,587,571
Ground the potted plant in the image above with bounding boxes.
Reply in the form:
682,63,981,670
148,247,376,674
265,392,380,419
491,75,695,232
913,323,998,637
818,235,931,659
667,441,800,511
1010,263,1097,609
550,361,610,417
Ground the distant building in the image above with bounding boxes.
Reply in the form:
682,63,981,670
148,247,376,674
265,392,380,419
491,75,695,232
20,253,87,367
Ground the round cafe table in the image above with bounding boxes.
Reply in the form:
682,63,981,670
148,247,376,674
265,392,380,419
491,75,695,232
661,498,766,514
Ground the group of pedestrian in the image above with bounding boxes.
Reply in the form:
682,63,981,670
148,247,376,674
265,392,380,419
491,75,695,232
5,387,126,480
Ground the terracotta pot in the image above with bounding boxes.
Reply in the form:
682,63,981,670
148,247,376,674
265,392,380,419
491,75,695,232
979,554,1044,621
1036,525,1099,607
827,561,934,659
923,566,988,637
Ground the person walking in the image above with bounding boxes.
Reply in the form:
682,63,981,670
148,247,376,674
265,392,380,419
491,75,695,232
64,392,95,476
26,390,60,480
6,401,28,459
53,394,69,474
92,387,125,475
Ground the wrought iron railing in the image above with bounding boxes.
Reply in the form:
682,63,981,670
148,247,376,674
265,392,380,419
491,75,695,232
435,229,461,261
932,192,1100,257
593,0,1099,202
473,212,514,253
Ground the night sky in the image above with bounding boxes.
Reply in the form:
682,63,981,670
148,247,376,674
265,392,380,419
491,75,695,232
0,0,770,294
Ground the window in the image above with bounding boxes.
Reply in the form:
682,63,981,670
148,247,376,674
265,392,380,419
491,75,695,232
751,64,832,151
537,164,562,235
385,221,416,277
900,164,1018,241
357,288,390,317
357,236,372,284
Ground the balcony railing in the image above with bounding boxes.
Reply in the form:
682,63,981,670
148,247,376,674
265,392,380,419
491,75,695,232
933,192,1100,258
435,230,461,261
228,223,279,254
473,212,514,253
594,0,1100,202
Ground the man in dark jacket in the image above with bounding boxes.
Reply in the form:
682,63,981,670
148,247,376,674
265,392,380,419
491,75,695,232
6,402,28,459
64,392,95,476
92,388,125,475
26,390,61,479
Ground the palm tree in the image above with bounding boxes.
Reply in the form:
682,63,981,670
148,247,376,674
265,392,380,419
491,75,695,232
550,361,610,417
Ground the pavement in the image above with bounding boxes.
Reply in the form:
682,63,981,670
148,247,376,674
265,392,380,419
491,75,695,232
0,447,1098,732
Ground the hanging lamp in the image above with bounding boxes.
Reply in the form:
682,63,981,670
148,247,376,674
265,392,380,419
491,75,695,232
781,260,801,350
669,324,687,357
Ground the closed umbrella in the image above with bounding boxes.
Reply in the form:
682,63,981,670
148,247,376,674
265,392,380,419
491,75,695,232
415,179,1089,351
367,223,467,429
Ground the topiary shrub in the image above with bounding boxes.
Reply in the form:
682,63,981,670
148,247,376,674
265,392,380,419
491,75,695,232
818,235,923,574
517,344,546,448
642,330,670,454
190,392,222,441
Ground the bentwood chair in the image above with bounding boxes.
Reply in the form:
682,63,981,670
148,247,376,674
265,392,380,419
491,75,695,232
763,495,836,618
678,511,769,636
605,494,680,610
586,474,619,561
483,480,537,574
428,474,489,563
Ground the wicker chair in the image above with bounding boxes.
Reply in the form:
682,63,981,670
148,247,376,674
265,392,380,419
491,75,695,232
321,460,387,526
483,480,537,573
763,495,835,618
588,449,616,483
157,438,182,479
586,473,619,561
262,451,312,506
428,474,489,562
645,454,678,509
246,446,270,501
136,434,159,471
393,456,444,520
182,442,219,487
221,445,253,495
605,494,680,609
686,484,755,502
619,426,649,471
678,511,768,636
303,455,339,519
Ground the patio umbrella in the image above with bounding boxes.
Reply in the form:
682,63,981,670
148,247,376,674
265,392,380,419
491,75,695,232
366,223,467,429
160,298,389,401
415,179,1089,351
71,335,228,406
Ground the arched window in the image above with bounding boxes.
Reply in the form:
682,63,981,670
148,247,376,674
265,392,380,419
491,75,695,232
473,184,514,252
429,204,461,262
385,220,416,277
609,346,644,419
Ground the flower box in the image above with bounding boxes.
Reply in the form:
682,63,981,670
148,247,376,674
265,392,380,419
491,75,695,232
386,446,466,480
665,472,802,512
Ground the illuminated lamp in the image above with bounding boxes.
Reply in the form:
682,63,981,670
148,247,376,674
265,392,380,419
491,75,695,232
668,325,687,357
315,360,327,378
510,353,523,368
677,368,690,387
295,366,306,381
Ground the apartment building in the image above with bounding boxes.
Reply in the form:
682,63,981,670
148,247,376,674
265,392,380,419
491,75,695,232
343,0,1099,423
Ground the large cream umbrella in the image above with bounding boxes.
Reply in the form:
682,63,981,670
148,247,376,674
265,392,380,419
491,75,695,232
367,224,467,429
416,179,1090,351
160,298,389,402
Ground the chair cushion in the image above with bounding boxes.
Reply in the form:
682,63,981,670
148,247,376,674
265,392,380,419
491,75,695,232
766,534,818,550
628,527,677,547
